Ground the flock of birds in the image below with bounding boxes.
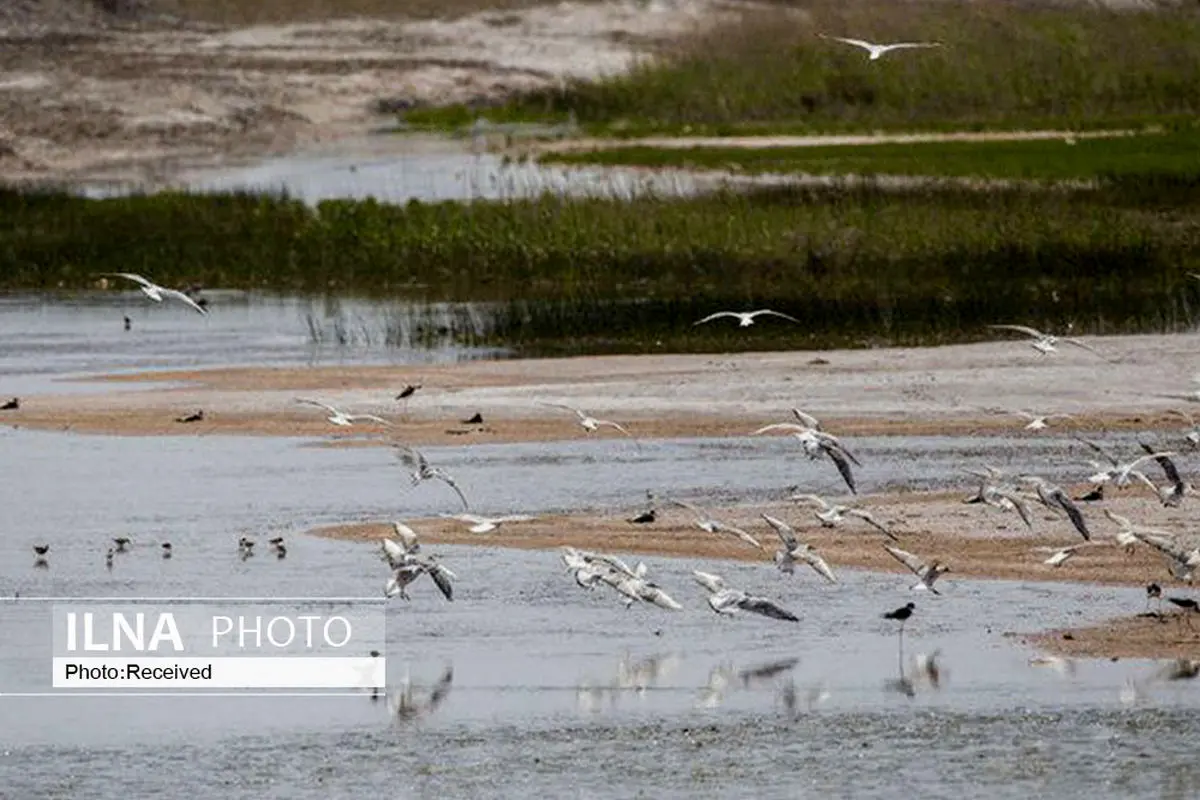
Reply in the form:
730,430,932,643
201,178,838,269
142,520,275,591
14,271,1200,712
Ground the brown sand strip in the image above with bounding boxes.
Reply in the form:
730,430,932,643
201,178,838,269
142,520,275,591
307,492,1200,660
1023,613,1200,661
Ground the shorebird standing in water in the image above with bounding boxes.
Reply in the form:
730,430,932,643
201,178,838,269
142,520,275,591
1146,582,1163,614
105,548,115,571
32,545,49,568
99,272,208,315
395,384,421,418
161,542,173,559
883,602,916,665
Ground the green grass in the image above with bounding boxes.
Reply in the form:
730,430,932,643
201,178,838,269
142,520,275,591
538,129,1200,184
399,1,1200,136
4,181,1200,354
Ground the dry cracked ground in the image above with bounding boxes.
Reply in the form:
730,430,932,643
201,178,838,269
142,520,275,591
0,0,751,185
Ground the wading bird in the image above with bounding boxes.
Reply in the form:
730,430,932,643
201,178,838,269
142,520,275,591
819,34,942,61
692,571,800,622
790,493,896,540
100,272,208,315
1,398,18,410
394,445,469,510
295,398,391,428
987,324,1107,360
884,544,949,594
693,309,800,328
161,542,172,559
32,545,48,568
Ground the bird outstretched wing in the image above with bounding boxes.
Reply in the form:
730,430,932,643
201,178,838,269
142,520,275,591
884,544,927,576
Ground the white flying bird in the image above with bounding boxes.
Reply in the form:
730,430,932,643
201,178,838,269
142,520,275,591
1018,475,1092,540
670,499,764,551
753,423,861,494
761,513,837,583
693,309,800,328
295,398,391,427
394,445,469,510
819,34,942,61
1075,436,1176,489
100,272,208,315
691,571,800,622
883,544,950,594
380,522,421,568
1168,409,1200,449
443,513,536,534
540,403,636,441
385,554,455,602
789,493,896,540
1033,542,1109,567
987,324,1108,360
1001,410,1074,431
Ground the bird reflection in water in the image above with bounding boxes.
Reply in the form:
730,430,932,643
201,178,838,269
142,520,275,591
385,664,454,723
698,657,799,709
577,652,680,713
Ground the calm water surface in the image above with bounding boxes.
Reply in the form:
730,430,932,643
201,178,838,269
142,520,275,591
1,296,1197,799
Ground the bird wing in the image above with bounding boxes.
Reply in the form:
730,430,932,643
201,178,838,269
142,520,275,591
738,595,800,622
1139,442,1183,486
393,445,428,471
596,419,634,437
713,522,764,550
428,666,454,708
424,565,454,602
539,401,587,419
988,324,1046,339
435,472,470,510
692,570,726,594
761,513,798,549
1169,408,1197,425
1061,337,1109,360
669,498,705,519
994,488,1035,529
447,514,486,525
752,423,807,435
821,442,858,495
846,508,895,539
1074,436,1118,467
883,544,927,577
295,398,340,415
790,493,830,511
815,432,861,466
382,537,410,565
882,41,941,51
1052,491,1091,541
791,408,822,430
1128,451,1179,474
750,309,800,323
495,515,536,523
159,287,209,315
821,34,875,51
797,548,837,584
103,272,157,290
391,522,420,551
693,312,739,326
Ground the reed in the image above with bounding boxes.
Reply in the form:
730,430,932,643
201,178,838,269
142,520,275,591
4,181,1199,354
405,1,1200,134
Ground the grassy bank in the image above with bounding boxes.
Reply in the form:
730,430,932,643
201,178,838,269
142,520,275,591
539,129,1200,183
3,181,1200,354
402,1,1200,135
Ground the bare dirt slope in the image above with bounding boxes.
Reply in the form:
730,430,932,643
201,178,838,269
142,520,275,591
0,0,740,185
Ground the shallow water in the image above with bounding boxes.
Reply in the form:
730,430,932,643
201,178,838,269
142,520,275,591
1,293,1198,798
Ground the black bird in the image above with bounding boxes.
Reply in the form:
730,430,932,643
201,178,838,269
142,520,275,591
1146,582,1163,614
1074,485,1104,502
175,410,204,423
33,544,49,569
883,602,915,624
123,316,132,331
32,545,49,557
161,542,173,559
629,509,656,524
1168,597,1200,629
1,397,18,410
369,650,382,701
112,537,131,553
461,412,483,425
395,384,421,401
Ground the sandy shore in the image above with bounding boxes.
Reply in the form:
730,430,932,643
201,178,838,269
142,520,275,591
308,488,1200,660
5,333,1200,441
